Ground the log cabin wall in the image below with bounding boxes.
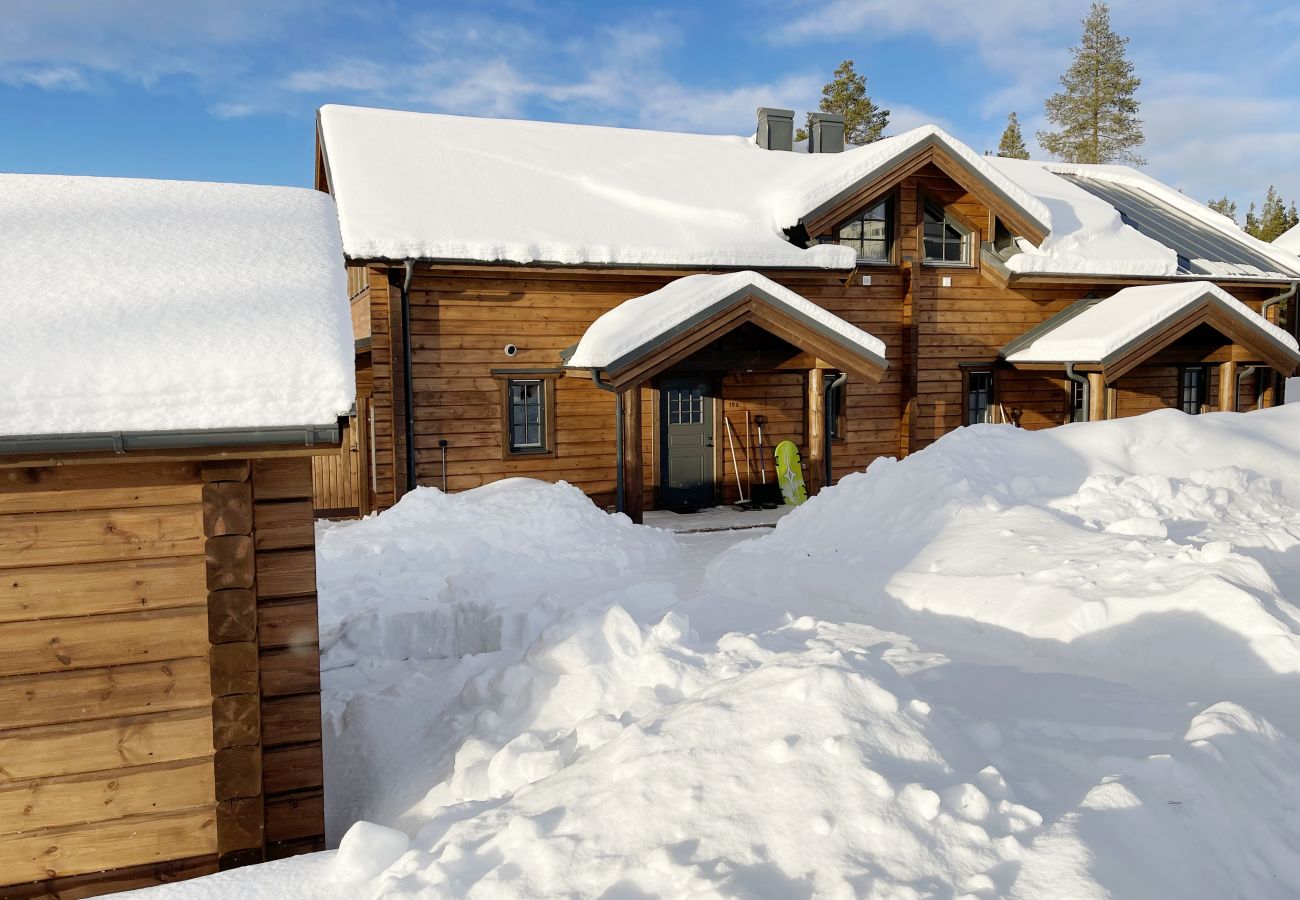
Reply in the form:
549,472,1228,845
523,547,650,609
0,454,325,898
358,167,1293,511
364,265,908,511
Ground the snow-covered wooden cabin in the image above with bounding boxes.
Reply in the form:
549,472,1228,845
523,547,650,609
315,104,1300,522
0,175,354,895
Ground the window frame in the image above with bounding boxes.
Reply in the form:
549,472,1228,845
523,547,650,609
1070,377,1087,423
497,373,558,458
922,200,974,267
961,365,997,426
1179,365,1208,416
831,196,895,265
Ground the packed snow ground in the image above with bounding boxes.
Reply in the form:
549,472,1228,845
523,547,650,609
127,406,1300,899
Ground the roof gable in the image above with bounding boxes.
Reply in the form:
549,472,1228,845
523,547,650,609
1002,281,1300,379
563,271,888,386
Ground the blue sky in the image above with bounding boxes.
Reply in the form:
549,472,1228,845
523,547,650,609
3,0,1299,216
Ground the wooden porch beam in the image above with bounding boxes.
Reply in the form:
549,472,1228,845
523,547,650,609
1087,372,1108,422
806,369,826,497
1219,360,1237,412
621,387,644,525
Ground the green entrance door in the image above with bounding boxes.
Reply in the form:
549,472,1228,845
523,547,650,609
659,377,715,509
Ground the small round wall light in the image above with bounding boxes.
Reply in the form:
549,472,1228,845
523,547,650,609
503,344,519,357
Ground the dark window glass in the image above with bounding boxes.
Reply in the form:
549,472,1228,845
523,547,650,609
924,203,969,264
967,371,993,424
1181,367,1207,415
508,379,546,451
667,388,703,426
1071,379,1087,422
836,199,891,262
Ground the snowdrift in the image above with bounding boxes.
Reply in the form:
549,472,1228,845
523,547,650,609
127,407,1300,900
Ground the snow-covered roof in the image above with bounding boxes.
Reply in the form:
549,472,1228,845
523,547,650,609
984,159,1300,280
0,173,355,440
1003,281,1300,369
564,271,887,378
318,105,1300,282
317,105,1046,270
1275,224,1300,254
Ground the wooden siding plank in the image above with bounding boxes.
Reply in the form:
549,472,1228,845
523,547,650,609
256,599,319,649
0,607,210,677
0,463,202,515
261,744,323,796
252,500,315,551
0,758,215,836
0,657,212,731
0,556,206,624
256,550,317,600
260,695,322,747
251,459,314,502
264,789,324,843
0,505,204,570
0,807,217,883
258,647,321,698
0,853,218,899
0,708,213,784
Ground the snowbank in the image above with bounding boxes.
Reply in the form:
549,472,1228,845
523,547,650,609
565,270,886,369
127,407,1300,900
0,174,354,436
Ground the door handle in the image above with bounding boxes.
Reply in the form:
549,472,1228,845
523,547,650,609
706,437,714,447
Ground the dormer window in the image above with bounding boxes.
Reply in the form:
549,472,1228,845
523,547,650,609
923,202,971,264
835,198,892,263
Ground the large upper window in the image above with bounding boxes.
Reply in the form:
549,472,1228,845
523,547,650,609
836,199,892,263
923,202,971,264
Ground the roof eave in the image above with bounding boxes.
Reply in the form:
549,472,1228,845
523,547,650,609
0,421,344,458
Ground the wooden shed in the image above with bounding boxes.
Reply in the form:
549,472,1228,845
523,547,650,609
0,173,356,896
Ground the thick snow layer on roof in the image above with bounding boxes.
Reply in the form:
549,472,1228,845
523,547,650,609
0,174,354,437
318,105,1045,270
1005,280,1299,363
985,157,1180,276
565,270,886,368
1276,223,1300,253
989,158,1300,279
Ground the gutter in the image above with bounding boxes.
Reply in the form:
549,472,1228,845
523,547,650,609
1065,363,1090,423
0,421,342,456
400,259,418,495
589,370,625,515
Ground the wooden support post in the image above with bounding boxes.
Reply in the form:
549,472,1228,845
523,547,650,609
806,368,825,496
1087,373,1108,422
1219,360,1237,411
621,387,644,525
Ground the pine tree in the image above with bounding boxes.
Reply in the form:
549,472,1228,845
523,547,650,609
1244,186,1295,242
997,112,1030,158
1038,2,1145,165
795,59,889,145
1207,196,1238,225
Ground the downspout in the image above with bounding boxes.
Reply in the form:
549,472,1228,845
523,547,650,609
590,369,625,514
400,259,417,495
1257,282,1297,406
1065,362,1089,423
1236,365,1257,411
824,372,847,487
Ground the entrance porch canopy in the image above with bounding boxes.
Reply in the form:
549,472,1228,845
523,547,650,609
562,271,889,388
1001,281,1300,381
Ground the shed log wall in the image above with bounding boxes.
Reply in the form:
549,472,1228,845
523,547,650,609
0,455,325,897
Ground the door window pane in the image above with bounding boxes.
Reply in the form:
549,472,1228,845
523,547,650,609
967,371,993,424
